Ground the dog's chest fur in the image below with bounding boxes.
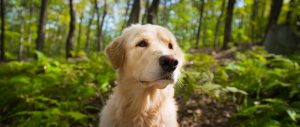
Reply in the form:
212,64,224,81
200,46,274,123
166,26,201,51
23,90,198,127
117,105,165,127
100,85,178,127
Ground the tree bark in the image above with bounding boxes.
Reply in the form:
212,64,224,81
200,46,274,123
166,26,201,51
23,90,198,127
55,27,62,55
95,0,107,51
213,0,226,48
266,0,283,31
26,3,33,57
285,0,294,25
36,0,48,52
127,0,141,26
76,13,84,52
202,25,207,46
250,0,258,42
195,0,205,49
222,0,235,49
161,0,168,25
122,0,131,29
238,14,244,43
146,0,160,24
262,0,283,44
142,0,149,24
98,0,107,51
66,0,76,58
0,0,5,61
85,9,95,52
18,14,25,61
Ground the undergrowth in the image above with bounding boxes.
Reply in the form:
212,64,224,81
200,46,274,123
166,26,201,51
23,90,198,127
178,47,300,127
1,47,300,126
0,52,115,126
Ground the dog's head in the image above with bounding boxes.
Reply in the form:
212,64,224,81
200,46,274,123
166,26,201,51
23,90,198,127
106,24,184,89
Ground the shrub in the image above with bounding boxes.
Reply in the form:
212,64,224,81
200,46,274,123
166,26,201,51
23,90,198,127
0,52,115,126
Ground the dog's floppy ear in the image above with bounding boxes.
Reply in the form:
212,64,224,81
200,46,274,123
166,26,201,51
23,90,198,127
105,37,125,70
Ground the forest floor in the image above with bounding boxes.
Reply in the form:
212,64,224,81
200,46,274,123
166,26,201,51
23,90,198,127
177,94,238,127
177,46,253,127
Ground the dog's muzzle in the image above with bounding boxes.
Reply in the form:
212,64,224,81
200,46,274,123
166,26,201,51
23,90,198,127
159,55,178,73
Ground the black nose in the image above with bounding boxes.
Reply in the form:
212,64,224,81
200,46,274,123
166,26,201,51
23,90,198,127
159,55,178,72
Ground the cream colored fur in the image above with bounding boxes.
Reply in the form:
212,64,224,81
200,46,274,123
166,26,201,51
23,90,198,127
99,24,184,127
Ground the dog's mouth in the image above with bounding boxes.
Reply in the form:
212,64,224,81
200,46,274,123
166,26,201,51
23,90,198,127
140,73,174,84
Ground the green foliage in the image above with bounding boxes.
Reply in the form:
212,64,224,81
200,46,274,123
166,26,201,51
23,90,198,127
1,47,300,126
0,52,115,126
177,47,300,126
223,48,300,126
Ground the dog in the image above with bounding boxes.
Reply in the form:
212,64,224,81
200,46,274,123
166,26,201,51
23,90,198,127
99,24,184,127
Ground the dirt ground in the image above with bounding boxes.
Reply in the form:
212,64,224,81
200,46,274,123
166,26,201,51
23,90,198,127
177,94,238,127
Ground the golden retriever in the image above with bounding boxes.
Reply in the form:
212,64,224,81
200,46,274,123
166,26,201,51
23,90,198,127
99,24,184,127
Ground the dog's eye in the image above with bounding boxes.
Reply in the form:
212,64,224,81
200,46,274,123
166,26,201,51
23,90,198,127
136,40,148,47
168,43,173,49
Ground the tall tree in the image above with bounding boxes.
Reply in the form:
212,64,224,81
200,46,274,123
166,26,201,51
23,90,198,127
18,11,25,61
36,0,48,52
250,0,258,42
237,14,244,43
76,13,84,52
85,9,95,52
0,0,5,61
146,0,160,24
95,0,107,51
285,0,294,25
213,0,226,48
142,0,150,24
122,0,132,29
266,0,283,31
54,27,63,54
161,0,168,25
195,0,205,48
27,2,33,56
222,0,236,49
98,0,107,51
262,0,283,44
127,0,141,26
66,0,76,58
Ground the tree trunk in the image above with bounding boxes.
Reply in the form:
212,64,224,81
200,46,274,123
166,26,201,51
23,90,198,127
266,0,283,31
66,0,76,58
122,0,131,29
95,0,107,51
85,9,95,52
222,0,235,49
18,15,25,61
99,1,107,51
213,0,226,48
36,0,48,52
202,25,207,46
146,0,160,24
257,1,266,39
76,13,84,52
250,0,258,42
142,0,149,24
55,27,62,55
94,0,101,51
27,3,33,57
238,14,244,43
285,0,294,25
161,0,168,25
127,0,141,26
195,0,205,49
0,0,5,61
263,0,283,44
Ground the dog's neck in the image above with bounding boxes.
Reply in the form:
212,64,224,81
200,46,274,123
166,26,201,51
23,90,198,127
115,75,175,118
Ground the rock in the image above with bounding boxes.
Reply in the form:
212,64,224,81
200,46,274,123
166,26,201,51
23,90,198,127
264,25,300,54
